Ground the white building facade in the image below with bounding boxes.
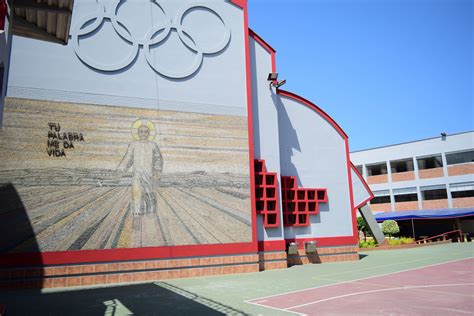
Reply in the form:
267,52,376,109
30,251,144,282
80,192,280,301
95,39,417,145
351,131,474,213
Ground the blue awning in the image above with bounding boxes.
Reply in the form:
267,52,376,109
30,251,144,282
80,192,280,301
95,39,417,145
374,208,474,222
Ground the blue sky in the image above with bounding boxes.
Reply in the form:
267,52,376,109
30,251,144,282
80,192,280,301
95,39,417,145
247,0,473,151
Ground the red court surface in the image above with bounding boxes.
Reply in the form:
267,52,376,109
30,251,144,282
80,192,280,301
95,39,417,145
246,258,474,315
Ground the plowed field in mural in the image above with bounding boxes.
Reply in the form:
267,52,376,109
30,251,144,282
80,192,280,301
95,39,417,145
0,98,252,252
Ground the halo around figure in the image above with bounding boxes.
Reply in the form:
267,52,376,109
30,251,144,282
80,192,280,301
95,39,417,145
131,118,156,141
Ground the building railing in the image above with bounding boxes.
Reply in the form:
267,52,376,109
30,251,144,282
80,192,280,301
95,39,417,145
415,230,466,244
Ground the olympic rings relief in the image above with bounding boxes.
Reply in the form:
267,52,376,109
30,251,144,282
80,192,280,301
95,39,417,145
70,0,231,78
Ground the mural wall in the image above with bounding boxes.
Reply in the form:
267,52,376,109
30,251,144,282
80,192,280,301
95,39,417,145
0,97,252,253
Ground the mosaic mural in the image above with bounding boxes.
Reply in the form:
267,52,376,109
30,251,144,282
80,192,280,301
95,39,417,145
0,98,252,253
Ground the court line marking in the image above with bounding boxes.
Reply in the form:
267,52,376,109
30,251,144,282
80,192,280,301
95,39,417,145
285,283,474,310
245,300,306,316
245,256,473,304
309,249,474,280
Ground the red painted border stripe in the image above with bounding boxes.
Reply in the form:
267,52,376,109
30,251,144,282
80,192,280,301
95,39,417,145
0,242,257,267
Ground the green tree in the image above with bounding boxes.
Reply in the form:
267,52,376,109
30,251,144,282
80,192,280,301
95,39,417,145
357,217,370,241
381,220,400,240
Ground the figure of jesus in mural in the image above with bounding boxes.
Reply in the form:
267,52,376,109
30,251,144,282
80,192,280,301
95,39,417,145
117,119,163,216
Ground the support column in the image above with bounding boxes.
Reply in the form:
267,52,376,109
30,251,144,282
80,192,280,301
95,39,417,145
359,204,386,245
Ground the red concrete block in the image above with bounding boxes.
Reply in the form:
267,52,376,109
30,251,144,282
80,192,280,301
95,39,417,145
134,272,146,282
106,274,120,284
132,262,145,270
80,276,95,286
81,265,95,274
221,256,233,264
179,269,191,278
53,278,67,288
211,266,223,276
155,260,168,269
189,268,203,278
65,277,81,287
144,261,156,269
168,270,180,279
211,257,223,265
93,275,106,285
119,263,133,271
154,270,170,280
222,266,234,275
108,263,121,272
200,257,212,265
190,258,200,266
232,265,244,274
202,268,214,276
42,278,55,288
95,264,108,273
119,273,134,283
66,266,82,275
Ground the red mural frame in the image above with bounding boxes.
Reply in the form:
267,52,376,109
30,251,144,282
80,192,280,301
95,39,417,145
249,28,374,251
0,0,258,267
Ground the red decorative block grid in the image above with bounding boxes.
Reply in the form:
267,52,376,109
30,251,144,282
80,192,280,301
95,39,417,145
281,176,327,227
254,160,279,228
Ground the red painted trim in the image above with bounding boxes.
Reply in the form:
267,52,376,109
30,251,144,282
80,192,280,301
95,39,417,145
0,1,259,268
351,162,374,209
286,236,358,248
241,0,258,247
249,29,276,54
0,242,256,267
258,240,286,252
229,0,246,8
277,90,348,139
345,138,358,239
248,28,276,73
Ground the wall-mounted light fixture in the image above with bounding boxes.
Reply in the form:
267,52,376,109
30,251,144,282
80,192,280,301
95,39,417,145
268,72,286,89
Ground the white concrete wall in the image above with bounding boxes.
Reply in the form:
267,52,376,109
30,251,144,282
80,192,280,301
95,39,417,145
277,95,354,238
249,36,284,242
8,0,248,116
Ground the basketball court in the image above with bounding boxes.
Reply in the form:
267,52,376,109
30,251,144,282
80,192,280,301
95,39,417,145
246,258,473,315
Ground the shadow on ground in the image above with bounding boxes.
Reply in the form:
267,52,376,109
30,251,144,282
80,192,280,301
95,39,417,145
0,282,246,315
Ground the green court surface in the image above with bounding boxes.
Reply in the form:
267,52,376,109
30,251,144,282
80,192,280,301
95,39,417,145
1,243,473,315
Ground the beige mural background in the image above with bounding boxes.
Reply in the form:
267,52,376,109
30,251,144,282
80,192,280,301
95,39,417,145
0,98,252,253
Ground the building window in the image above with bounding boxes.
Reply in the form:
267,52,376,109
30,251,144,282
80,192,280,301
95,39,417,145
356,165,363,175
393,187,418,202
446,150,474,165
417,155,443,170
421,185,448,201
366,163,387,176
371,190,391,204
450,182,474,198
390,158,414,173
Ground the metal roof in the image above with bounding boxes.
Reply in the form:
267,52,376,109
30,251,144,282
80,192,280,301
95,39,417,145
12,0,74,44
374,208,474,222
